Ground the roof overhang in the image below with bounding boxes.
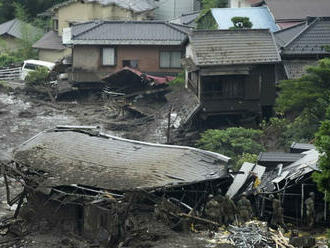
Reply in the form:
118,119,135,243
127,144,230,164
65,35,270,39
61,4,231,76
70,40,184,46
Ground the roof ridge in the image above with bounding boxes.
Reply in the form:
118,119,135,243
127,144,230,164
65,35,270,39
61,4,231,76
7,18,19,35
283,17,320,49
73,20,105,38
164,22,190,35
273,22,306,34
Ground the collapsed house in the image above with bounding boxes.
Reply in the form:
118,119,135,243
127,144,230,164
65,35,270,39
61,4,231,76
227,145,329,226
2,126,231,245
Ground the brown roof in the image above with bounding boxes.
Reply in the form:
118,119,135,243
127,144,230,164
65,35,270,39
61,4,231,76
32,31,65,50
265,0,330,21
189,29,281,66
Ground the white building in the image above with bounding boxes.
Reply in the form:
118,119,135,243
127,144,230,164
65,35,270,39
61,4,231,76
154,0,200,20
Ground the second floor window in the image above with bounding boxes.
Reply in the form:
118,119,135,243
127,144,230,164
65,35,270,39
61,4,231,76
160,51,181,68
102,47,115,66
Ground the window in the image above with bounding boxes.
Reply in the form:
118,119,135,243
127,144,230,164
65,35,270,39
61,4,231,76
53,19,58,31
102,47,116,66
202,75,245,99
160,51,181,68
122,60,138,68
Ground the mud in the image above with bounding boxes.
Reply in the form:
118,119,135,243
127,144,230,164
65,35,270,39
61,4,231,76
0,83,207,248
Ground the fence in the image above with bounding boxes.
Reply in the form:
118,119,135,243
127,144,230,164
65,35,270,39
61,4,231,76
0,67,21,81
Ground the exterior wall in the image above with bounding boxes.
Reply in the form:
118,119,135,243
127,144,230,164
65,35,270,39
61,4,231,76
0,36,22,52
154,0,197,20
38,48,71,63
55,2,150,36
230,0,252,8
71,45,184,82
191,64,276,116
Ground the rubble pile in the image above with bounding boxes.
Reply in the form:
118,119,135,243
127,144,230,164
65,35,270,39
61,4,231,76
228,221,293,248
204,221,294,248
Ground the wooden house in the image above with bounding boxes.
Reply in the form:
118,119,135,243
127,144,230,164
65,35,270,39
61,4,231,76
184,29,281,120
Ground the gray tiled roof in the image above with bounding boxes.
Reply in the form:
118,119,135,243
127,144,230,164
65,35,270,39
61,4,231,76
189,29,281,66
283,60,318,79
0,18,42,40
274,23,306,48
282,17,330,55
12,128,229,191
32,31,65,50
265,0,330,21
170,11,200,27
70,21,188,45
51,0,156,13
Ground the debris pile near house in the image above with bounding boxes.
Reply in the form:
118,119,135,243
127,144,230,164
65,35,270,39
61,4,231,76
1,125,232,246
204,220,294,248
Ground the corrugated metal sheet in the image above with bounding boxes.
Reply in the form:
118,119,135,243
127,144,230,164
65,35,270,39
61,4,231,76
70,21,188,45
210,7,279,32
13,128,230,191
189,29,281,66
32,31,65,50
282,17,330,55
226,163,266,198
0,19,42,40
257,152,304,163
290,142,316,152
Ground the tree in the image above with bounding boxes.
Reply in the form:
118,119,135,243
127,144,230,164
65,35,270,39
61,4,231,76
275,58,330,142
313,106,330,201
197,0,228,29
196,127,265,170
229,17,253,30
25,67,57,103
0,0,67,23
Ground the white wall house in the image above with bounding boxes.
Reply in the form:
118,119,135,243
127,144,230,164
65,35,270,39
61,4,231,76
154,0,200,20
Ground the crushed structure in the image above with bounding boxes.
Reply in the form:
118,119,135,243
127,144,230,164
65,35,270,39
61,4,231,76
2,126,231,246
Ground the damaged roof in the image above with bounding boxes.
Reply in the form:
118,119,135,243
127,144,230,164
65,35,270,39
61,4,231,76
188,29,281,66
257,152,305,166
67,20,189,45
12,127,230,191
50,0,156,14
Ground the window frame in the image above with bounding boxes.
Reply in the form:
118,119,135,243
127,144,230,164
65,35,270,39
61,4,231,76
101,47,116,67
159,50,182,69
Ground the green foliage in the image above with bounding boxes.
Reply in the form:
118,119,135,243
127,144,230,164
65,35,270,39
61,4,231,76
235,153,258,171
197,0,228,29
313,106,330,200
0,0,67,23
197,127,265,169
0,52,23,67
25,66,49,88
169,71,185,86
276,58,330,114
274,58,330,145
229,17,253,30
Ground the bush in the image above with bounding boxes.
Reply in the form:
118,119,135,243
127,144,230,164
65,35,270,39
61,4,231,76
169,71,185,86
235,153,258,171
0,53,24,68
197,127,265,169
